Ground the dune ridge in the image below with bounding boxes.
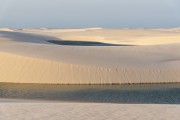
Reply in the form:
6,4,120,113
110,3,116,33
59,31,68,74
0,28,13,32
0,28,180,84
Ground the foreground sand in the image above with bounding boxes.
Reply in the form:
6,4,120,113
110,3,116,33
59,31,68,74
0,28,180,84
0,99,180,120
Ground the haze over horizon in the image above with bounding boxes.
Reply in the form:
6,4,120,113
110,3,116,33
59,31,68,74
0,0,180,28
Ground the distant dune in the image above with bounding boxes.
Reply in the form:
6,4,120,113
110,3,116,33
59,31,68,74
0,28,13,32
0,28,179,84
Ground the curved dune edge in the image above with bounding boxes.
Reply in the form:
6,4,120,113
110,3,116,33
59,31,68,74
0,52,179,84
0,28,13,32
0,28,180,84
19,28,180,46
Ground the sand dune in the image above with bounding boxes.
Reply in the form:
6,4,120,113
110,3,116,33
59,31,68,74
0,28,179,84
20,28,180,45
0,101,180,120
0,28,13,32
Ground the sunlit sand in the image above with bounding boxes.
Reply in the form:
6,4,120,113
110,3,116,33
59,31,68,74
0,28,180,120
0,28,180,84
0,101,180,120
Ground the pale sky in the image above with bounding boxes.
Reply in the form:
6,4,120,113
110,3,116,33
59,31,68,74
0,0,180,28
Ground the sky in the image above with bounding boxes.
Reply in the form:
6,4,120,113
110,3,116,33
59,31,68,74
0,0,180,28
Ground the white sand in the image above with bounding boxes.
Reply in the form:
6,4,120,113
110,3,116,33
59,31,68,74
0,28,13,32
0,28,179,84
0,29,180,120
0,100,180,120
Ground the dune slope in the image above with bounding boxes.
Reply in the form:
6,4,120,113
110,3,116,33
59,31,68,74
0,28,179,84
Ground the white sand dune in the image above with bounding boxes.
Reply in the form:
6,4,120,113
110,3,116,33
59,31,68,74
20,28,180,45
0,28,13,32
0,28,179,84
0,100,180,120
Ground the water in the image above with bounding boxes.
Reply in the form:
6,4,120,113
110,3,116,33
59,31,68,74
0,83,180,104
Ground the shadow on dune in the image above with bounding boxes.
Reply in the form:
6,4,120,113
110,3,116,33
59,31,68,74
47,40,130,46
0,31,132,46
0,31,59,44
1,83,180,104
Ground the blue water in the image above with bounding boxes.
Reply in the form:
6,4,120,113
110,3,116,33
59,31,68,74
0,83,180,104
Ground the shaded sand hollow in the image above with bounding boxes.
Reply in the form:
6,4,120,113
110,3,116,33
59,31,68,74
0,28,180,84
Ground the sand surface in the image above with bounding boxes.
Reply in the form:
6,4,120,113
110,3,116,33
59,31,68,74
0,99,179,120
0,28,180,84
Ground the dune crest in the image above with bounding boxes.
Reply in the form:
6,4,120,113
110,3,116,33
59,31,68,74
0,28,180,84
0,28,13,32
